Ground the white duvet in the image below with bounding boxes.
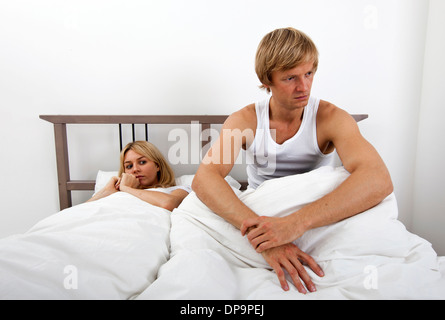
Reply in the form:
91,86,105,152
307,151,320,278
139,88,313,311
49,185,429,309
0,192,171,299
1,166,444,300
138,166,445,300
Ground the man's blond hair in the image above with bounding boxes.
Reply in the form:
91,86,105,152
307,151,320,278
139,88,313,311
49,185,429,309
255,27,319,92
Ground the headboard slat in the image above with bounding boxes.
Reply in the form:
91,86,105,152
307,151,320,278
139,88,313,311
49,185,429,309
39,115,229,124
67,180,96,191
53,123,72,208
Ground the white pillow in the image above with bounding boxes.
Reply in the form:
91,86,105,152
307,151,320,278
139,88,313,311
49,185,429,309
94,171,241,194
175,174,241,190
94,170,119,194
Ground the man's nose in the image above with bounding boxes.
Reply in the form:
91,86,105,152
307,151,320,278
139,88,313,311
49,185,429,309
295,77,309,92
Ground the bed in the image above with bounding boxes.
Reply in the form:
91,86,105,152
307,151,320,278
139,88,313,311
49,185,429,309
0,114,443,300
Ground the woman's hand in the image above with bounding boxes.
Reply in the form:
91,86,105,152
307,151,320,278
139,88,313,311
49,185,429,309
116,173,140,190
240,215,305,252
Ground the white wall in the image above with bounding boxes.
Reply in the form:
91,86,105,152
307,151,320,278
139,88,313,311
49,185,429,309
412,0,445,255
0,0,442,254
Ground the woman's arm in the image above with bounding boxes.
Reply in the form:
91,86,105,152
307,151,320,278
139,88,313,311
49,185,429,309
118,172,188,210
88,174,188,210
86,176,119,202
119,185,189,211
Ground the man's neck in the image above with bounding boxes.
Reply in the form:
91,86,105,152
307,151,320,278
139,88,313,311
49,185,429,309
269,97,305,125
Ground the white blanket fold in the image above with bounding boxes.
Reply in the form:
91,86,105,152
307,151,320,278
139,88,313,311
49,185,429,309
1,166,444,300
140,166,445,300
0,192,171,300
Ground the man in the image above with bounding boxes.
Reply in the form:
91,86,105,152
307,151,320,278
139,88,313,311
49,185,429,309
192,27,393,294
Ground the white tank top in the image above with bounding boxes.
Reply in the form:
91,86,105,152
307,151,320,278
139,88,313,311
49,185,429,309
246,96,335,189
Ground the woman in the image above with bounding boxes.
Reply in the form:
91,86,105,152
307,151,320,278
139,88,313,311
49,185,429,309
88,141,190,211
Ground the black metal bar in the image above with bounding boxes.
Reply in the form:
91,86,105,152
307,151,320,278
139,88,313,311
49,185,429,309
145,124,148,141
132,124,135,141
119,123,123,151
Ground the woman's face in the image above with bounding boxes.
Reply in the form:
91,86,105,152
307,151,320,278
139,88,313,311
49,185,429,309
123,149,160,188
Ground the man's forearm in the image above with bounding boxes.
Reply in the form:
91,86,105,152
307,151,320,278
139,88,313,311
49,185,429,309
290,165,393,233
240,165,393,254
192,169,258,229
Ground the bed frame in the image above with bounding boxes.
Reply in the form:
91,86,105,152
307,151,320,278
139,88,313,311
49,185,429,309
40,114,368,210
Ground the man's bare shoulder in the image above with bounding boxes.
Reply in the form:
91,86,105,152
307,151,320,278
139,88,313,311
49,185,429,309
318,100,361,142
318,100,356,125
224,103,257,131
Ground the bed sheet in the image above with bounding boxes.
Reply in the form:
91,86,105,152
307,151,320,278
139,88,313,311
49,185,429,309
0,192,171,300
137,166,445,300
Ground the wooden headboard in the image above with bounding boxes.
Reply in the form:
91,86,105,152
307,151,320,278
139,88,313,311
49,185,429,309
40,114,368,210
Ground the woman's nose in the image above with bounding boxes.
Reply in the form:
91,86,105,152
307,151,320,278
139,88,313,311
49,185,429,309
131,164,140,173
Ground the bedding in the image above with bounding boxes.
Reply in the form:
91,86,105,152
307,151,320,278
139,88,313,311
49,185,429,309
137,166,445,300
0,190,171,299
0,173,238,300
1,167,444,299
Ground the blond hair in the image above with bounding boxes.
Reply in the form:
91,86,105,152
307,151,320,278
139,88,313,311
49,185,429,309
255,27,319,92
118,141,176,188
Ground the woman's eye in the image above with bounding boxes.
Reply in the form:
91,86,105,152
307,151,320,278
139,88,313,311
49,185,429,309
139,160,146,165
126,165,133,170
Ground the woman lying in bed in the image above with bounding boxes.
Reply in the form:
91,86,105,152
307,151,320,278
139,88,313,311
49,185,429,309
87,140,190,211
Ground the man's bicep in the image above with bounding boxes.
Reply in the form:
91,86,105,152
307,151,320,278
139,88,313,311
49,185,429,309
200,130,241,179
331,114,382,173
201,143,236,178
204,112,250,168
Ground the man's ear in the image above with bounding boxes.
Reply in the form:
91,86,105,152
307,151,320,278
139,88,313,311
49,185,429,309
261,83,271,93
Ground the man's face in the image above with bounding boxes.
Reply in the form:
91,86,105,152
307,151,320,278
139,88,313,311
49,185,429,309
266,61,315,111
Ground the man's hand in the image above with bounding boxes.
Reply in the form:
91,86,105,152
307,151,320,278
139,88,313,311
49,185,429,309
261,243,323,293
241,215,305,252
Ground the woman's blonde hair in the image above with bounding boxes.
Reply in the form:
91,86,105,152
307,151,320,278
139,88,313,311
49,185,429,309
255,27,319,92
118,141,176,188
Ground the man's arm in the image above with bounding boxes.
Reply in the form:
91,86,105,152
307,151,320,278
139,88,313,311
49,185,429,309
192,107,324,293
241,103,393,252
192,108,258,227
